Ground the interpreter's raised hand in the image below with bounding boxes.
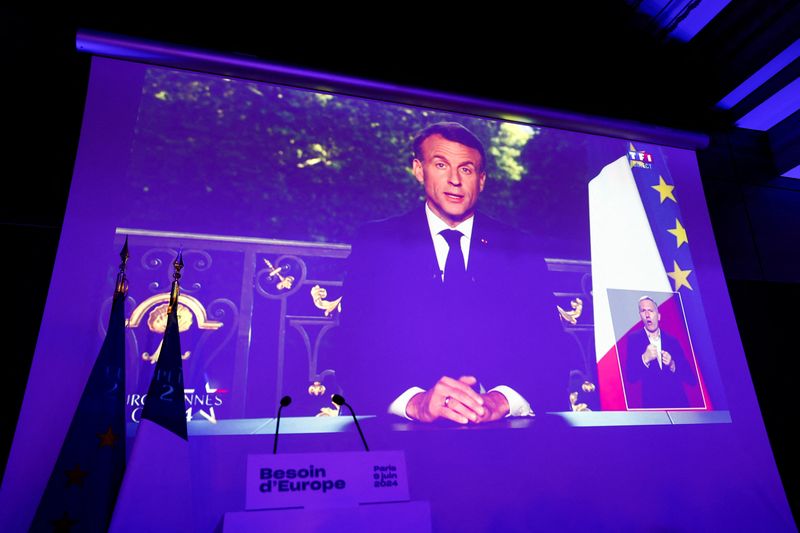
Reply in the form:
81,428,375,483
661,350,676,372
642,344,660,366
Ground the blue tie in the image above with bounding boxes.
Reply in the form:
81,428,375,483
440,229,466,287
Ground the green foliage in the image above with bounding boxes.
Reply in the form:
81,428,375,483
126,69,589,244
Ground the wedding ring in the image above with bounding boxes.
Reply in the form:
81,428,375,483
444,396,451,408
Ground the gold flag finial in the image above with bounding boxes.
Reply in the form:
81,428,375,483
115,236,130,296
168,249,184,312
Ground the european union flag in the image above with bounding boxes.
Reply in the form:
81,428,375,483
30,290,126,532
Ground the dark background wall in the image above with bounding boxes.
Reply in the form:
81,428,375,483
2,5,798,524
699,131,800,519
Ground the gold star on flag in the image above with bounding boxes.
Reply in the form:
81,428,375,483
667,260,693,291
65,464,88,487
667,219,688,247
652,176,677,203
97,426,117,447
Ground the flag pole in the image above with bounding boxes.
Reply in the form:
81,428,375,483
30,238,129,531
109,248,192,532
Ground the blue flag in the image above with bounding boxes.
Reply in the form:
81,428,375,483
140,302,188,440
30,292,126,532
109,287,191,531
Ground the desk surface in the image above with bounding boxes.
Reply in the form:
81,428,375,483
126,410,731,437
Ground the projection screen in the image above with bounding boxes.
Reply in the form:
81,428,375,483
1,32,793,532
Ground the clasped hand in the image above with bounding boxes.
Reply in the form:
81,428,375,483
405,376,509,424
643,345,676,372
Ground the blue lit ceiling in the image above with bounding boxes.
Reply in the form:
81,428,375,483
630,0,800,179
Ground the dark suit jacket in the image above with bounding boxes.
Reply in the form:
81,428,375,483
333,207,568,416
625,329,694,408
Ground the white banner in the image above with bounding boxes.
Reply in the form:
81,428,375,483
246,451,409,510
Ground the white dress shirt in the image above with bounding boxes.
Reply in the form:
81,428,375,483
425,204,473,280
645,329,662,370
387,205,535,419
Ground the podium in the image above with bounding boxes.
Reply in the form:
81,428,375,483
222,502,431,532
222,451,431,532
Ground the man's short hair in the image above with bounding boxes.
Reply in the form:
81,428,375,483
412,122,487,172
638,296,658,309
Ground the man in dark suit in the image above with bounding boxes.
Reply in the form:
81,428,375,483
624,296,694,408
337,122,566,424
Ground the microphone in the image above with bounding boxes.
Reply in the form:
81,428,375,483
273,395,292,454
332,394,369,452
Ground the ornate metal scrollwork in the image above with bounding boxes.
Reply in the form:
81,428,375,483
557,297,583,325
255,255,307,299
141,248,174,272
183,249,213,272
308,380,326,396
127,293,223,364
310,285,342,316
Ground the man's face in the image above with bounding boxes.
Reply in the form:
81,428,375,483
639,299,660,333
413,134,486,227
